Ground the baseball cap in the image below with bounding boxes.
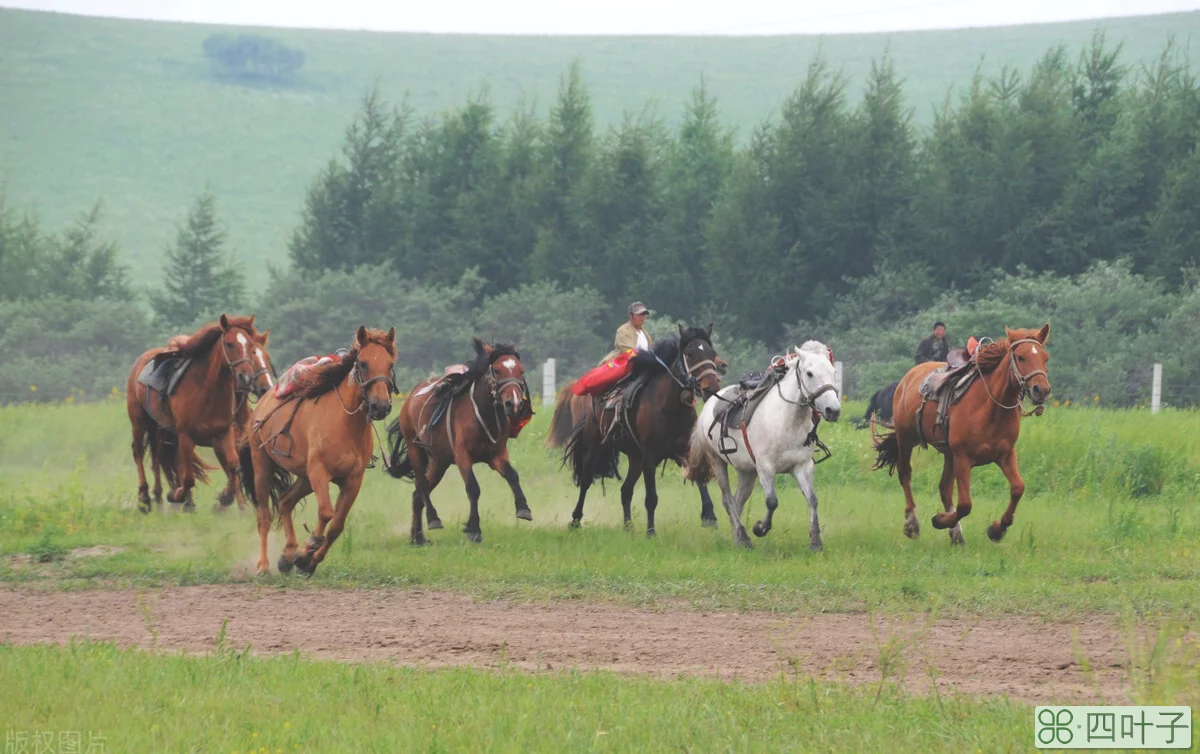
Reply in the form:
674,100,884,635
628,302,650,315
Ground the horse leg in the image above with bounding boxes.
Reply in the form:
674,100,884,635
939,453,965,546
407,443,436,545
751,463,779,538
897,437,920,539
698,481,718,528
211,432,244,511
620,454,644,531
986,450,1024,543
569,479,592,529
713,462,741,547
792,461,823,552
641,459,660,538
150,430,164,504
130,418,152,513
489,450,532,521
729,467,757,549
292,466,334,574
252,447,274,575
933,451,973,532
272,477,313,573
167,434,197,510
458,456,484,544
301,471,363,574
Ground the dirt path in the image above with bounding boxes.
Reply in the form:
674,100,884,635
0,586,1133,703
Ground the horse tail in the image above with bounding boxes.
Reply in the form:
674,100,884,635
562,411,620,488
546,387,577,449
685,418,714,484
237,440,291,512
385,419,415,480
853,393,878,430
871,420,900,476
158,435,214,490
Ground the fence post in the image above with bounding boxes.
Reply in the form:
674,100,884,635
834,360,844,398
543,358,556,409
1151,362,1162,414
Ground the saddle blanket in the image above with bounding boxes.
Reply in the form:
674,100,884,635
275,353,342,399
572,350,635,397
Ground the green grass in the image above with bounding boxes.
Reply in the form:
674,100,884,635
1,8,1197,287
2,400,1198,618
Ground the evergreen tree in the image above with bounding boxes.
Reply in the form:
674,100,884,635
151,190,245,329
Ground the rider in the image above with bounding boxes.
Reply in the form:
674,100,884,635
915,321,950,364
602,301,653,363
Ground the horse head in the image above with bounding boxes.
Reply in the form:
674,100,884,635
678,323,726,397
1005,324,1051,405
218,313,274,398
793,341,841,422
354,325,398,421
473,337,528,419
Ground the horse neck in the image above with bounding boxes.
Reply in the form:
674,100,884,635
203,346,233,393
335,372,369,425
769,367,815,425
981,352,1022,411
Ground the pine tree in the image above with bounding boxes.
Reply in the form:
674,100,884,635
151,189,245,330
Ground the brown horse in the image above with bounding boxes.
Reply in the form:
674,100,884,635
126,314,273,513
548,325,725,536
386,338,534,545
873,325,1051,545
239,326,397,576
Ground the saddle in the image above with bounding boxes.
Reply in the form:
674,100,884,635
136,354,193,429
916,349,979,448
706,366,788,461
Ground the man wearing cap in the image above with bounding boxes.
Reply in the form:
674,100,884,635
601,302,654,364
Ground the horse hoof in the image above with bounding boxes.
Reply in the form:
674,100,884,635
515,507,533,521
623,521,634,532
645,528,656,539
217,490,234,507
986,523,1006,542
410,533,428,546
277,556,294,574
292,555,316,576
182,501,196,513
931,514,952,530
701,517,718,529
810,542,824,553
752,521,768,538
137,498,152,514
568,519,582,530
735,537,754,550
427,518,444,531
464,529,483,544
903,521,920,539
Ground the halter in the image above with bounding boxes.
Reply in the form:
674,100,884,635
335,355,399,415
470,362,532,445
655,341,721,405
773,351,837,410
976,337,1049,413
221,329,271,414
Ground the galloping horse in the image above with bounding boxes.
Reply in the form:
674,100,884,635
239,326,397,575
873,325,1051,545
386,338,533,545
548,325,725,536
126,314,273,512
687,341,842,550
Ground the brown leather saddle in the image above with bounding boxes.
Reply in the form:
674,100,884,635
915,348,978,448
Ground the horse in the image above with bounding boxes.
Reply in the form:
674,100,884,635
547,324,725,537
687,341,842,550
125,314,274,513
238,326,397,576
852,380,899,428
872,325,1051,545
385,338,534,545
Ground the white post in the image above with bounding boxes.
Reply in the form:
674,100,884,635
1151,362,1162,414
542,358,556,409
834,360,844,398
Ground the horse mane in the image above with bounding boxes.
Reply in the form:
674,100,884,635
290,329,396,401
975,329,1041,374
463,337,521,384
168,315,259,360
629,326,710,377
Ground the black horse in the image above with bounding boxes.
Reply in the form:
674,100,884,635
547,325,726,536
854,380,900,428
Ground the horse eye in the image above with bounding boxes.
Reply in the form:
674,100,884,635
806,371,814,378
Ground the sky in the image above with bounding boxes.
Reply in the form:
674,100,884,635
2,0,1199,36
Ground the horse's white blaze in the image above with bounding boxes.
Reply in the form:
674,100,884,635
1031,345,1039,355
257,348,274,385
501,358,517,370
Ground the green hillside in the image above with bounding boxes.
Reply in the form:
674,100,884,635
1,8,1197,288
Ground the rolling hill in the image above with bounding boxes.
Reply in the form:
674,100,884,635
1,8,1197,288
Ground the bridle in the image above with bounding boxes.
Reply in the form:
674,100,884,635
471,360,532,444
656,340,722,406
773,352,837,410
336,354,399,416
221,329,272,412
976,337,1050,413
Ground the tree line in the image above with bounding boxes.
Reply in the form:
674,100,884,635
2,34,1198,406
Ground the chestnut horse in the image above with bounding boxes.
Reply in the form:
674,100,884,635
386,338,534,545
126,314,273,513
873,325,1051,545
239,326,397,576
548,325,725,536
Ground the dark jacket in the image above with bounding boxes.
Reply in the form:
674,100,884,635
915,335,949,364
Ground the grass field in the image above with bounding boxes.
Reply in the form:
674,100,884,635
2,8,1197,288
2,399,1197,618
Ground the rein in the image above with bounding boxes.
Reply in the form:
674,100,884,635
974,338,1048,416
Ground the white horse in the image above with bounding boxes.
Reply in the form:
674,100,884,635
686,341,842,550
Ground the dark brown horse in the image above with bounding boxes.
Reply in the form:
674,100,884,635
239,326,397,575
548,325,725,536
126,314,273,513
386,338,534,545
873,325,1051,545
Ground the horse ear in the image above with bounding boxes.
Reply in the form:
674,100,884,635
472,336,486,356
1037,323,1050,344
706,322,713,339
248,314,256,327
219,313,230,331
1004,326,1015,342
678,323,685,338
386,327,395,344
257,328,270,345
356,325,368,346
